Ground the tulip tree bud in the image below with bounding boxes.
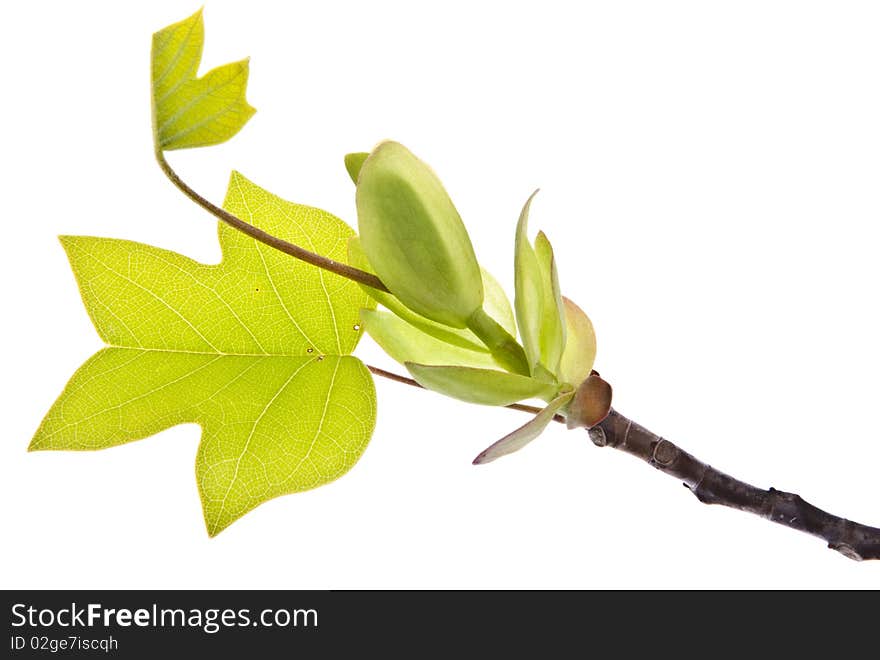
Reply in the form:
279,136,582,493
356,141,483,329
565,372,613,429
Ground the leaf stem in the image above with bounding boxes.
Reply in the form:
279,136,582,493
155,150,389,292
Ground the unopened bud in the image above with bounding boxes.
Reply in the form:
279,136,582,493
356,141,483,328
565,372,613,429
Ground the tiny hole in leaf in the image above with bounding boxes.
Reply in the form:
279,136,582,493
353,324,361,331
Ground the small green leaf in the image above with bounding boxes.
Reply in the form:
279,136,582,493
514,191,545,373
404,363,557,406
472,389,574,464
152,9,256,150
481,268,517,338
534,231,566,374
356,141,483,328
33,174,376,536
558,297,597,387
361,309,499,369
344,152,369,184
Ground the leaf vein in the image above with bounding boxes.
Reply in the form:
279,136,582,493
43,355,224,441
158,65,247,139
211,359,313,533
83,248,222,352
152,13,200,92
149,252,269,354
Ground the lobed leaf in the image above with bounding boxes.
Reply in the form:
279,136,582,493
33,174,376,535
152,9,255,150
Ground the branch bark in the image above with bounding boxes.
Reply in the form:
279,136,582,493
588,409,880,561
369,366,880,559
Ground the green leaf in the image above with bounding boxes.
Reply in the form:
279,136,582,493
152,9,256,150
514,191,545,373
348,237,514,352
480,268,517,338
534,231,566,374
404,363,557,406
344,152,369,184
32,173,376,536
361,309,499,369
558,297,597,387
472,389,574,464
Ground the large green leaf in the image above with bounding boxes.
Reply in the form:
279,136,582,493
152,9,255,150
31,173,376,536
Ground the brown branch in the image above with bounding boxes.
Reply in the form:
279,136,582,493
372,367,880,559
155,150,389,292
588,409,880,561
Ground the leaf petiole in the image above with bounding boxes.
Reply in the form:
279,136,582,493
154,149,389,292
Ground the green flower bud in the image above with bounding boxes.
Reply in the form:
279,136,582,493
356,141,483,328
348,236,515,354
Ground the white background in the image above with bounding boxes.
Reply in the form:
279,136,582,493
2,0,879,588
